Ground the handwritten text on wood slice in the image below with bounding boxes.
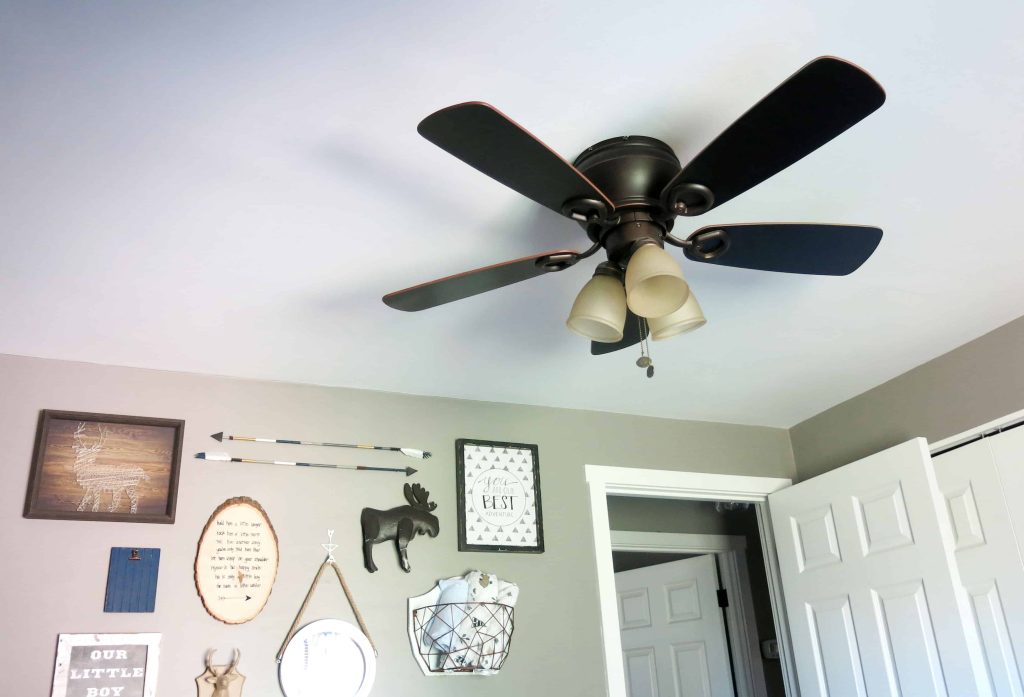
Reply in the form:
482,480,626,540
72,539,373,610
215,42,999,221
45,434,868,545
195,497,279,624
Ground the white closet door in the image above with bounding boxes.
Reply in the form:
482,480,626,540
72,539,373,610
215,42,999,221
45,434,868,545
987,427,1024,564
769,438,990,697
941,429,1024,697
615,554,735,697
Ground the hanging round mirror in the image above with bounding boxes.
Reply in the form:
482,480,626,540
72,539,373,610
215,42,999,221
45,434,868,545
279,619,376,697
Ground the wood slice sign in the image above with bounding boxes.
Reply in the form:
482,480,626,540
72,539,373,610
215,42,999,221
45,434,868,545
195,497,279,624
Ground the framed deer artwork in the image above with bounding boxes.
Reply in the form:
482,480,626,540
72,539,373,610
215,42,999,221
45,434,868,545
24,410,184,524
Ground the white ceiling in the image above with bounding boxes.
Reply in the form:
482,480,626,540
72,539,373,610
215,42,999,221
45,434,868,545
2,1,1023,428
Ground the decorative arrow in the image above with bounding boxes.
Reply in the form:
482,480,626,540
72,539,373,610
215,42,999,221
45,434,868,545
211,432,430,459
195,451,417,477
221,594,252,601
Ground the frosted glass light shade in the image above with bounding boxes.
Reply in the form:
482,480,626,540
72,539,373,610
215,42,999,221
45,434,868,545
566,274,627,342
649,290,706,340
624,244,689,318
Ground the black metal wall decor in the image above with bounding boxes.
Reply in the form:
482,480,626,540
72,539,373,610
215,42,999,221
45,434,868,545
361,483,439,573
456,439,544,553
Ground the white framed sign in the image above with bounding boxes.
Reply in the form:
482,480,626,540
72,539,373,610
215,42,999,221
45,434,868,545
455,439,543,553
51,633,160,697
194,496,279,624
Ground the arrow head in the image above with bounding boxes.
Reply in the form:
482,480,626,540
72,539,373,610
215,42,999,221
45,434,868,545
211,432,224,442
245,595,252,601
406,467,418,477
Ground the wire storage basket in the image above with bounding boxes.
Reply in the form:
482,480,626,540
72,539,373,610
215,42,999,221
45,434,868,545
410,602,515,674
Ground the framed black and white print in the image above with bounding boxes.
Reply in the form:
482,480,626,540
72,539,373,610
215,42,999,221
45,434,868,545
456,439,543,553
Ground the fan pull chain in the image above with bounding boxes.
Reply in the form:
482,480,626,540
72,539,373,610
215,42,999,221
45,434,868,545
635,317,654,378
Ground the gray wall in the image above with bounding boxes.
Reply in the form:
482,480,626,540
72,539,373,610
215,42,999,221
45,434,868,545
0,353,794,697
791,314,1024,480
607,497,785,697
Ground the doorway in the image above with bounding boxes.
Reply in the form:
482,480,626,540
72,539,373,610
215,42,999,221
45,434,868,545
585,465,797,697
588,440,1002,697
615,552,739,697
609,498,786,697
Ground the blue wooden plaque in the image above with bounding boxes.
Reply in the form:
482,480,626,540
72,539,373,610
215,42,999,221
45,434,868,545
104,547,160,613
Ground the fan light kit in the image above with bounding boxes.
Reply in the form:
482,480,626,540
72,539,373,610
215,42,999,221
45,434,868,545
384,56,886,363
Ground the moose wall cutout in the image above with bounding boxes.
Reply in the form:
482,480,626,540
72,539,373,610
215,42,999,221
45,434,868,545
361,483,439,573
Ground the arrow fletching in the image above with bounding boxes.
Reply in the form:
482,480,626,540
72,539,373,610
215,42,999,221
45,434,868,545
400,448,431,459
196,451,231,461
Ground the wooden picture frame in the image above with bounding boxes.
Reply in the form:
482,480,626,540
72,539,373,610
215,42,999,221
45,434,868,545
24,410,184,524
51,632,160,697
455,438,544,553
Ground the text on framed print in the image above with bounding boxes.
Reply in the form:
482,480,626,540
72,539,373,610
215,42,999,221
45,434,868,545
456,439,543,553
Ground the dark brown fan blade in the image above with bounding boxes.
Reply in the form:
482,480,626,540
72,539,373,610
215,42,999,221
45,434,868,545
418,102,614,218
684,223,882,275
591,310,649,356
383,249,579,312
663,57,885,214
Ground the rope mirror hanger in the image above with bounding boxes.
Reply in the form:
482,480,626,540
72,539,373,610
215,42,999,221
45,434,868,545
277,531,377,697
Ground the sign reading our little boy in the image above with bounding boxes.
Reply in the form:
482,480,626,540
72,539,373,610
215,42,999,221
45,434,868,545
50,634,160,697
456,439,544,553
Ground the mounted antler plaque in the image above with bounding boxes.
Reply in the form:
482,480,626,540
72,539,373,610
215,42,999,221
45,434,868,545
195,497,279,624
361,483,439,573
195,649,245,697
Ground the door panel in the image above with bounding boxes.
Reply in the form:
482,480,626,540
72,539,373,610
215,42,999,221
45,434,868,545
934,437,1024,697
769,438,990,697
672,641,714,697
625,647,660,697
988,428,1024,553
616,555,735,697
620,588,654,629
806,595,867,697
967,582,1022,697
871,580,947,695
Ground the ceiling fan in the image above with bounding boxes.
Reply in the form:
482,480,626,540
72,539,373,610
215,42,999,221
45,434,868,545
383,56,885,356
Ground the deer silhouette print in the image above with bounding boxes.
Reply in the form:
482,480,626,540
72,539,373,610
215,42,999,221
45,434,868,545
72,422,150,514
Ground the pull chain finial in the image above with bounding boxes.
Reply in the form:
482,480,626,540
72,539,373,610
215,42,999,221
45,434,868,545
635,317,654,378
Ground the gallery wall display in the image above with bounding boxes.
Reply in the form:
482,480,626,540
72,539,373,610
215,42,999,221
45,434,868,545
194,497,280,624
50,633,160,697
455,439,544,553
25,410,184,524
104,547,160,613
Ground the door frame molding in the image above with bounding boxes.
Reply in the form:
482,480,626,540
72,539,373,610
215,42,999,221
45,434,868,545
585,465,797,697
611,531,768,697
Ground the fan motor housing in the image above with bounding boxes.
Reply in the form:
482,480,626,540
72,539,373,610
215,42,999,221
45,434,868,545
573,135,680,212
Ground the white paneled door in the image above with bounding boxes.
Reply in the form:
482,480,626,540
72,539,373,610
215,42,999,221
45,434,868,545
615,554,736,697
934,436,1024,697
769,438,992,697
